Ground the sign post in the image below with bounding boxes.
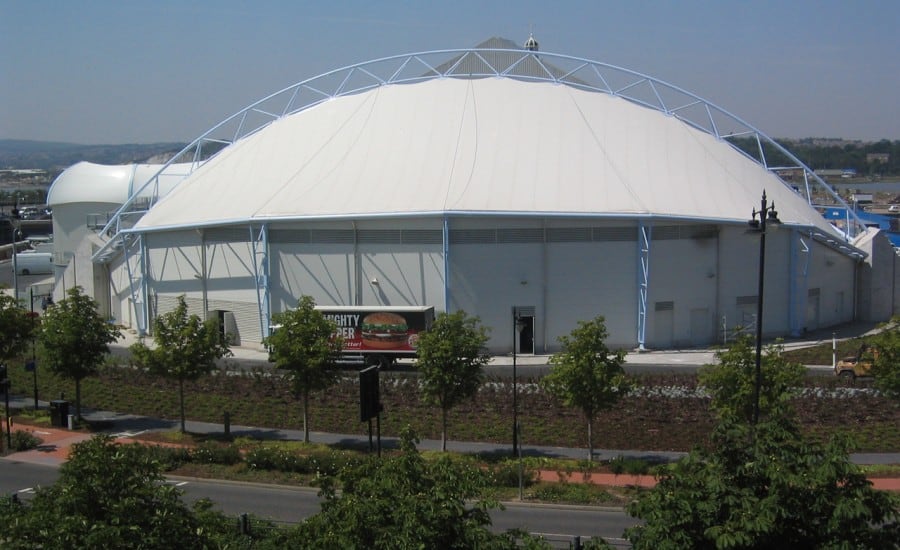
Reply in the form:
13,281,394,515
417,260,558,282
359,366,383,457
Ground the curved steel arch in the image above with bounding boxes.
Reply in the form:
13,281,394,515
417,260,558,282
92,47,863,263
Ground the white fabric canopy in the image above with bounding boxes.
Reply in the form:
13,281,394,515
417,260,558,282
48,161,191,207
134,77,840,235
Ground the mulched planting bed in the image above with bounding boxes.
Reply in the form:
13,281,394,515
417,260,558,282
8,365,900,453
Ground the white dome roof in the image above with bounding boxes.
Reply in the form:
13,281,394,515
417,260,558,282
134,77,838,234
48,161,191,207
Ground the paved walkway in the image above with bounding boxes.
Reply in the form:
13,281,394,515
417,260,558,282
4,400,899,492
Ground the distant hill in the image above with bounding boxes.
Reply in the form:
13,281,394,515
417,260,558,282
0,139,188,171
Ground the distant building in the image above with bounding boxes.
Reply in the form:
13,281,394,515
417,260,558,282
867,153,890,164
815,169,844,178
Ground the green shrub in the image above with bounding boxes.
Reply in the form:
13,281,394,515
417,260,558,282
308,450,354,477
191,442,242,465
10,430,42,451
608,456,651,475
531,482,615,505
486,460,536,488
245,446,310,473
140,444,192,470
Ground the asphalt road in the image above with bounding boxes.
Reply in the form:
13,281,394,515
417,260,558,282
0,461,638,544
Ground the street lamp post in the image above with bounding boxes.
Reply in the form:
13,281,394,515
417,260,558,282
748,190,780,425
512,310,525,456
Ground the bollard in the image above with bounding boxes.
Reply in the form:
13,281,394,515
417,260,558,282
238,513,250,535
572,535,581,549
67,414,74,430
224,411,231,438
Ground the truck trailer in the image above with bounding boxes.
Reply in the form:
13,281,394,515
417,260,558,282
270,306,435,368
316,305,434,368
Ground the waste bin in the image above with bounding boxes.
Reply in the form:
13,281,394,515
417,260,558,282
50,400,69,427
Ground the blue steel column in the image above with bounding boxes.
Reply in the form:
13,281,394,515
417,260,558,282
636,223,651,350
140,236,150,335
124,235,149,336
250,224,271,340
443,217,450,312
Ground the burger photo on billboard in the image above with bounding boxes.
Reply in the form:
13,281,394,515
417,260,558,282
361,312,409,349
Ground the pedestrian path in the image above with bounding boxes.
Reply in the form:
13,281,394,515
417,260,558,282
3,400,899,492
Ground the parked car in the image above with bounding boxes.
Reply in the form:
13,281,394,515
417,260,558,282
14,252,53,275
834,345,876,379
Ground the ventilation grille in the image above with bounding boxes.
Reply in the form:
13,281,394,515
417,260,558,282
515,306,536,317
498,228,544,243
653,225,718,240
808,288,821,297
593,227,635,241
546,227,592,242
655,301,674,311
205,228,248,243
736,295,758,306
269,229,311,244
358,230,401,244
450,229,496,244
311,229,354,244
401,229,443,244
239,224,714,245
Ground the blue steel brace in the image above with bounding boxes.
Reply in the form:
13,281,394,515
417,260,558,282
124,234,148,336
442,217,450,312
250,224,271,340
636,223,651,350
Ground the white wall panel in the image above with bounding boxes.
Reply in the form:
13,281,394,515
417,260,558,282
271,244,356,311
806,242,856,327
717,225,792,338
647,237,718,347
205,240,257,303
545,241,636,350
359,246,444,307
449,242,544,353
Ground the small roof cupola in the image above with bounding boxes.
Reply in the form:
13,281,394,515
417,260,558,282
524,32,539,51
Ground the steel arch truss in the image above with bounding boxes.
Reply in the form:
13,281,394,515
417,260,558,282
92,47,865,264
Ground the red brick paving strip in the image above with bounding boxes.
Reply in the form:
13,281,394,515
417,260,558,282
7,424,899,492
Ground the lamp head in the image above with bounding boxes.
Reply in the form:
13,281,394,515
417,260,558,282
515,315,526,333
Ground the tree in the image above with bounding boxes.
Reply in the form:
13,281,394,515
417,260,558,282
129,295,232,433
626,337,900,548
698,334,806,423
540,316,628,461
626,417,900,549
37,287,121,420
415,310,490,451
0,293,37,368
867,323,900,400
294,426,542,549
1,435,207,548
263,295,342,443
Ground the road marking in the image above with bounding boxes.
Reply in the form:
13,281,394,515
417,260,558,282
164,480,189,487
111,430,148,438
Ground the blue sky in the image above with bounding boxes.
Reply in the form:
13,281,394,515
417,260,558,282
2,0,898,144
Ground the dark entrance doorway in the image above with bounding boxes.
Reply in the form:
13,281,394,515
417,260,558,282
514,306,535,354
